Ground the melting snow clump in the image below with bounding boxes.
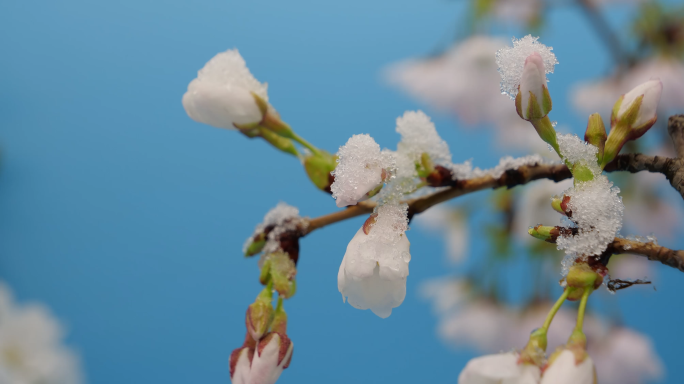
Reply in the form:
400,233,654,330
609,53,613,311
556,175,624,272
556,133,601,176
396,110,453,165
495,35,558,99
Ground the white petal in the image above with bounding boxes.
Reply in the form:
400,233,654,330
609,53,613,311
231,348,252,384
458,353,540,384
519,52,547,117
182,80,263,128
541,350,595,384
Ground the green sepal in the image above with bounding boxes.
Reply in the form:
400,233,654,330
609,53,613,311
541,85,553,117
304,151,337,191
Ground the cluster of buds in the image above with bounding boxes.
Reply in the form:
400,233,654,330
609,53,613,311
232,290,294,384
459,263,603,384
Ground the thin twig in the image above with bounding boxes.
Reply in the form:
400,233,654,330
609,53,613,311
606,238,684,273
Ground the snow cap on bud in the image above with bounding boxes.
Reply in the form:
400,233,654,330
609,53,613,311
584,113,607,162
230,346,254,384
246,284,274,341
603,79,663,166
338,203,411,318
182,49,269,129
541,348,596,384
516,52,552,120
458,352,541,384
250,332,294,384
331,134,392,207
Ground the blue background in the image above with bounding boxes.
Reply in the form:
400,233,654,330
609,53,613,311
1,0,682,383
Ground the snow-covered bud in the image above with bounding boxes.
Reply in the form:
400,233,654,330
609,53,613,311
230,346,254,384
249,332,293,384
541,348,596,384
551,195,571,217
338,204,410,318
603,79,663,166
458,353,541,384
584,113,606,162
331,134,392,207
182,49,269,130
515,52,552,121
303,151,337,192
246,284,274,341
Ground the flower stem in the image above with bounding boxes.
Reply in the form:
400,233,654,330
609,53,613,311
575,288,592,332
542,288,570,331
291,133,321,156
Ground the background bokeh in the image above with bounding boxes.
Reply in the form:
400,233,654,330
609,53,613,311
1,0,682,383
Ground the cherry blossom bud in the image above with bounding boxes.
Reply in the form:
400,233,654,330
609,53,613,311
584,113,607,162
303,151,337,192
246,284,274,341
458,353,541,384
338,204,410,318
515,52,552,121
565,263,603,292
230,347,254,384
182,49,269,130
266,253,297,299
541,349,596,384
603,79,662,166
249,332,293,384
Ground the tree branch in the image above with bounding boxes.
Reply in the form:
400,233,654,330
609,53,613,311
303,152,678,236
607,238,684,273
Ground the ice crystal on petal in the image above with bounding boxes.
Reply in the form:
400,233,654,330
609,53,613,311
556,175,624,266
331,134,393,207
495,35,558,99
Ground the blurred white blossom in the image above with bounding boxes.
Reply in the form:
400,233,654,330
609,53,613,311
414,206,469,264
385,36,507,125
0,283,82,384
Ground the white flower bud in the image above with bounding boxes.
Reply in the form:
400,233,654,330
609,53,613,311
182,49,269,129
248,332,293,384
614,79,662,130
338,204,410,318
541,349,596,384
516,52,552,120
458,352,541,384
602,79,663,166
230,347,253,384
